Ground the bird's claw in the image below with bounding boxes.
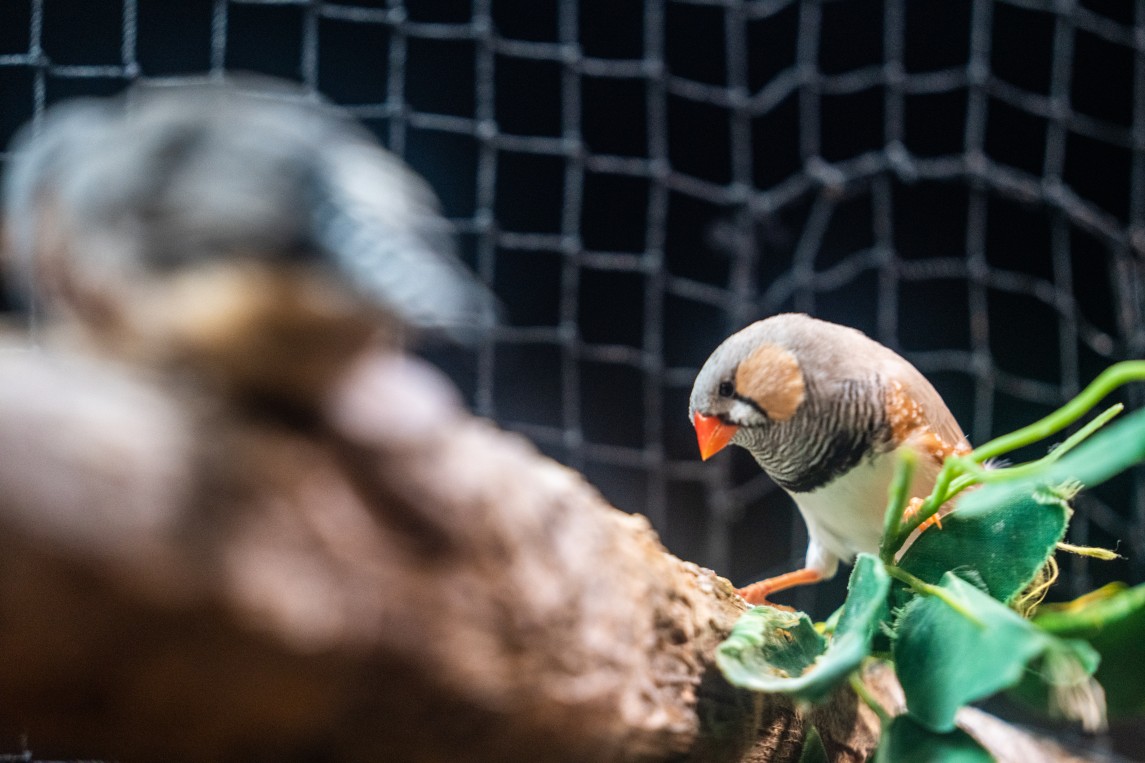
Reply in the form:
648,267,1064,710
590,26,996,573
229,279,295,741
902,497,943,532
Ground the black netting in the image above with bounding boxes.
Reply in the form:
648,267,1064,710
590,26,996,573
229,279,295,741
2,0,1143,623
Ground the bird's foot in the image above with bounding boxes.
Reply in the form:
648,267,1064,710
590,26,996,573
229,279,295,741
902,497,943,532
735,583,796,611
735,567,823,610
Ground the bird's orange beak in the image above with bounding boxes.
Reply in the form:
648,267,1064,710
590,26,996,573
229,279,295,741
692,413,738,461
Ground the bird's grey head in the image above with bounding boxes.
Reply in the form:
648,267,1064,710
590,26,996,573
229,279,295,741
690,313,896,498
690,313,880,463
690,315,814,423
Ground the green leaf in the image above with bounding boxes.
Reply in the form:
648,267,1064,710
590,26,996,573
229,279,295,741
836,554,892,635
716,555,890,702
819,554,892,688
895,405,1145,600
873,715,993,763
716,606,825,693
896,485,1069,604
894,571,1100,732
1023,582,1145,719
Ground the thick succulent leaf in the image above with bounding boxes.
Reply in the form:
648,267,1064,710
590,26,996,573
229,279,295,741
894,572,1099,732
1018,582,1145,719
716,555,890,702
897,486,1069,604
873,715,993,763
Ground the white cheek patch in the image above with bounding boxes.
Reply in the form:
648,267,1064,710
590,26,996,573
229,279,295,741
729,399,759,424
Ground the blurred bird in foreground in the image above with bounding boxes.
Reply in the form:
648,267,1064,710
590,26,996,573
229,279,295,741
0,78,683,762
690,314,969,604
0,72,507,654
3,76,495,409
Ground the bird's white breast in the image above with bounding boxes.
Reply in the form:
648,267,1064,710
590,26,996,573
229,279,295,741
790,445,939,565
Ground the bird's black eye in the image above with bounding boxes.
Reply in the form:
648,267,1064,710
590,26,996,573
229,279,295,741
718,380,734,398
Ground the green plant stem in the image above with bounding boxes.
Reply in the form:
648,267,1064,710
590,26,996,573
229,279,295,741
962,403,1124,486
925,403,1123,502
889,360,1145,550
849,671,892,726
879,450,917,564
885,565,984,626
892,462,962,549
970,361,1145,464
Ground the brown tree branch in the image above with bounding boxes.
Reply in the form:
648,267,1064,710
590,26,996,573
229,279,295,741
0,342,1101,762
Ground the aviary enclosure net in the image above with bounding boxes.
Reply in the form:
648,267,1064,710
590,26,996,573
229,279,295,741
0,0,1142,620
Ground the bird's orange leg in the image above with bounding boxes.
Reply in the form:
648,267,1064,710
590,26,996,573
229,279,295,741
737,567,823,606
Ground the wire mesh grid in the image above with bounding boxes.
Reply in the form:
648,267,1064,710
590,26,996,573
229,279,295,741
1,0,1143,620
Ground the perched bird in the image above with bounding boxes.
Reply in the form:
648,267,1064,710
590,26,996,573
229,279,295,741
1,76,496,406
690,313,969,604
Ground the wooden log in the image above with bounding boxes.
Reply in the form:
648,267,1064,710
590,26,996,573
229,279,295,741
0,341,1100,762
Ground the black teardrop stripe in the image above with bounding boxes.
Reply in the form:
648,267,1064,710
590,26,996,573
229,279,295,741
769,425,878,493
753,377,892,494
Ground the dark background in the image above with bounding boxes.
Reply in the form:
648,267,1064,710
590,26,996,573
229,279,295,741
1,0,1142,647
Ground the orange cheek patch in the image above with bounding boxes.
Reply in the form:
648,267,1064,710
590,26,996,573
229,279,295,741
734,343,805,421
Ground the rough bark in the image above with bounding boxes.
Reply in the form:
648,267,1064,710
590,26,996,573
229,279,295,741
0,341,1102,762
